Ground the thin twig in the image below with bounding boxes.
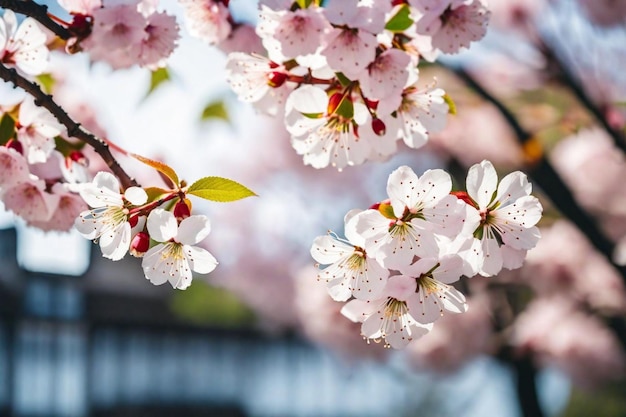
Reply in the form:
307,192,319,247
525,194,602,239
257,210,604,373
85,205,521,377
0,0,71,40
0,63,138,189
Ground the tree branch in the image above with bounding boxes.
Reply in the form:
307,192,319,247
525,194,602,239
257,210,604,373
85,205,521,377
0,64,138,190
0,0,71,40
539,41,626,156
450,65,626,352
451,66,626,283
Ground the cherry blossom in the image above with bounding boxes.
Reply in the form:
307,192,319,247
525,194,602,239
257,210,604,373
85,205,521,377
29,183,88,232
179,0,231,45
284,85,371,170
353,165,466,268
412,0,490,54
2,175,59,223
384,79,449,149
225,52,290,109
0,10,49,76
463,160,542,276
262,6,331,60
0,146,30,190
142,208,218,290
398,254,467,324
358,49,412,102
16,97,64,164
137,12,180,70
311,212,389,301
74,172,148,261
341,275,433,349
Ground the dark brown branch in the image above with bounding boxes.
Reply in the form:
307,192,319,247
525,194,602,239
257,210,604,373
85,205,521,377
0,63,138,189
450,65,626,352
451,65,626,283
539,41,626,156
0,0,71,40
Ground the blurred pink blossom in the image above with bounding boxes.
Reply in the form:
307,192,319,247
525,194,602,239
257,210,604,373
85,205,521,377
512,296,626,389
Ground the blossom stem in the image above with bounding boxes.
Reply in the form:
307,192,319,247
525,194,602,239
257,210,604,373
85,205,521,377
128,192,181,217
287,74,335,86
0,0,71,40
46,12,72,28
0,63,139,190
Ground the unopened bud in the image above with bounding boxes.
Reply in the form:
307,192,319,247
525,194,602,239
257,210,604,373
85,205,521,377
130,231,150,257
5,139,23,155
372,118,386,136
174,200,191,220
267,71,288,88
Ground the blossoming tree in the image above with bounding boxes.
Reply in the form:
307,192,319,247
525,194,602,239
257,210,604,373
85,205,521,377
0,0,625,415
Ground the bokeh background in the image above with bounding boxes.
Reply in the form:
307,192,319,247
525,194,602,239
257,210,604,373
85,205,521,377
1,0,626,416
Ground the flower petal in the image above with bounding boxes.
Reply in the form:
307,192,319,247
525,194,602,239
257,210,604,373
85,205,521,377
177,215,211,245
147,209,177,242
185,245,218,274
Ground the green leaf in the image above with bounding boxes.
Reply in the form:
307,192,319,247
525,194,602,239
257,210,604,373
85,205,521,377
335,95,354,119
131,153,180,187
335,72,352,87
200,100,229,123
0,115,16,145
35,73,56,94
144,186,171,202
187,176,257,202
385,5,414,32
443,93,457,115
301,112,324,119
145,67,171,98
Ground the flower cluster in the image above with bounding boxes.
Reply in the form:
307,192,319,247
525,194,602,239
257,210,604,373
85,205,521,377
0,93,92,232
73,171,219,289
311,160,543,349
59,0,179,69
225,0,490,170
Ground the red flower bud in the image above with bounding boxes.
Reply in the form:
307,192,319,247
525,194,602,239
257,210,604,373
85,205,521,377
130,232,150,257
267,71,288,88
372,118,386,136
174,200,191,220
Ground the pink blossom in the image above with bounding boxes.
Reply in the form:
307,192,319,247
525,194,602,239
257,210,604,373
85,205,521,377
17,97,64,164
137,12,179,69
179,0,231,45
358,49,411,101
2,177,59,223
217,24,264,55
272,7,331,59
512,296,626,389
88,5,147,51
0,146,30,190
29,183,88,232
412,0,490,54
